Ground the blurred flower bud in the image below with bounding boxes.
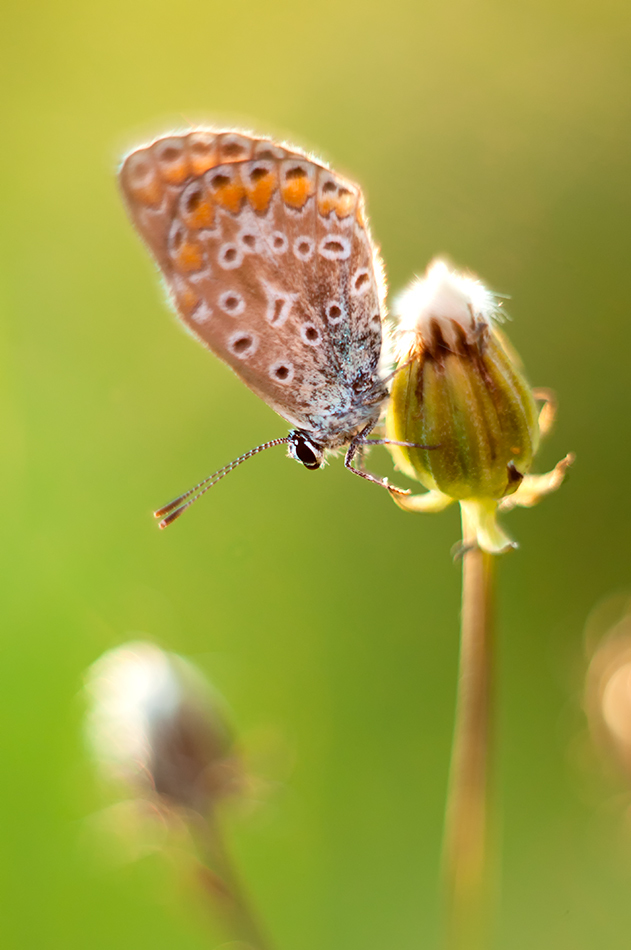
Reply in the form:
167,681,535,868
585,602,631,782
386,260,572,552
86,642,238,815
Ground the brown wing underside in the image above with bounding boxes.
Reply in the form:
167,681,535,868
119,130,385,435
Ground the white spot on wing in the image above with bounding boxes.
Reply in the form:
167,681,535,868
326,301,345,325
293,236,314,261
237,228,261,254
191,302,213,325
351,267,372,296
301,323,322,346
270,231,288,254
318,234,351,261
124,151,154,187
218,133,252,160
261,280,299,327
254,141,287,159
217,243,243,269
153,137,185,166
269,360,295,384
228,330,258,358
218,291,245,316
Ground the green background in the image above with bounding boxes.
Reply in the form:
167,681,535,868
2,0,631,946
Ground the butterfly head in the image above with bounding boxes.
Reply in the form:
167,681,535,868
287,430,324,471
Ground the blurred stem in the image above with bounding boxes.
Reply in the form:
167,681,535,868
442,506,496,950
197,814,273,950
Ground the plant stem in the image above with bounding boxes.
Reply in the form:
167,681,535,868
442,507,496,950
196,814,273,950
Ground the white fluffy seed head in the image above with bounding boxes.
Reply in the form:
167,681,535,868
85,642,236,813
393,259,503,359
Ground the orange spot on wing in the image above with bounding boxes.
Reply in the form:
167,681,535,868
160,160,190,184
173,241,204,273
318,190,355,218
126,175,164,207
282,176,314,209
187,133,218,176
213,174,245,213
121,152,164,207
173,283,201,316
334,189,355,218
181,196,215,229
317,193,337,216
246,169,278,212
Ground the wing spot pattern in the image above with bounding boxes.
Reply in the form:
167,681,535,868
250,166,269,182
219,291,245,315
229,331,257,358
121,151,163,206
271,232,288,253
301,323,321,346
180,183,215,228
191,301,213,325
319,235,351,260
254,141,287,160
265,291,296,327
169,224,204,272
185,188,203,212
352,268,371,295
281,162,314,209
218,135,253,163
187,132,217,175
217,243,243,269
269,361,295,384
238,231,258,252
153,138,189,183
317,176,355,217
222,142,246,158
293,236,314,261
207,167,245,213
243,161,277,212
326,302,344,325
211,173,230,189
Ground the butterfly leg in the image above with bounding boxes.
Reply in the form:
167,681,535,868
344,430,410,495
354,442,367,471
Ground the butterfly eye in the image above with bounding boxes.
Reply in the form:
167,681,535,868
288,431,323,470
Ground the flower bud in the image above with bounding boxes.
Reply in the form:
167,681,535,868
386,260,572,552
86,642,237,815
585,600,631,783
388,260,538,500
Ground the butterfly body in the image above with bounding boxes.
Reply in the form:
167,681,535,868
119,131,389,461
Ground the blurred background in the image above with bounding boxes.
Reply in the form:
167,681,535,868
2,0,631,947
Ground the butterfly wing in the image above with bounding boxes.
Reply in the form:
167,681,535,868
119,131,386,445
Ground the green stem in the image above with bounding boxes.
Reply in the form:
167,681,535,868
442,506,496,950
196,815,273,950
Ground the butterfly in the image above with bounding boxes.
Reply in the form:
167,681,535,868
119,130,419,526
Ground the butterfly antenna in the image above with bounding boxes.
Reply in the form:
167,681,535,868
154,437,290,529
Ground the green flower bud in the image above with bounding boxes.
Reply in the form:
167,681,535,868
386,261,572,552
